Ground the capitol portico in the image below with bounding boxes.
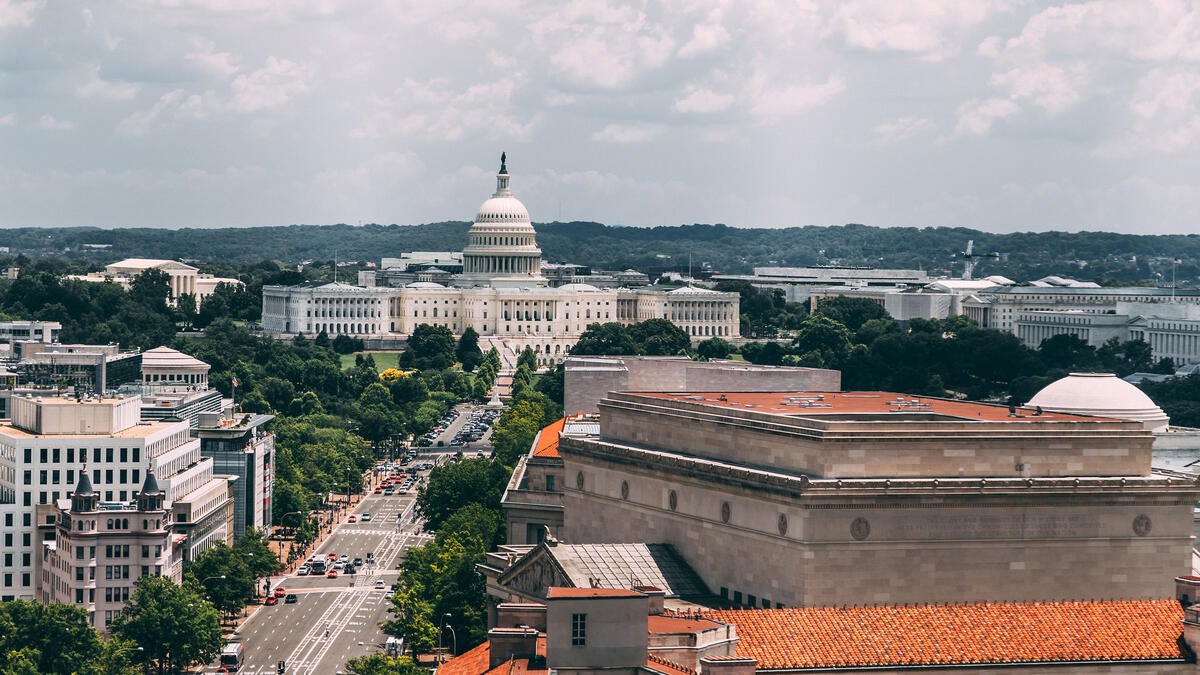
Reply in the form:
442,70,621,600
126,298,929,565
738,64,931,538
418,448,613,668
262,155,740,363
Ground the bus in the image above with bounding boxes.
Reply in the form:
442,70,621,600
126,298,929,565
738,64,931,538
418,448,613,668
220,642,244,671
309,558,326,574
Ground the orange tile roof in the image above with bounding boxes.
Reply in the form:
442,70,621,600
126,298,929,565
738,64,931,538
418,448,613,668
634,391,1114,424
648,615,724,634
547,587,644,599
703,600,1187,669
437,642,491,675
532,418,566,458
646,653,697,675
439,637,549,675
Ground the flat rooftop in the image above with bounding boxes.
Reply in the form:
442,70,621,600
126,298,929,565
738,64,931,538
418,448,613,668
632,391,1114,424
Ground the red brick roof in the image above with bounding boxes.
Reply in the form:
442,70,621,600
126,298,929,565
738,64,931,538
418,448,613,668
547,587,644,599
648,615,724,634
704,600,1187,669
532,418,565,458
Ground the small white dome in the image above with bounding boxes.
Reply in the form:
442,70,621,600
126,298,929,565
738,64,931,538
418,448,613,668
557,283,601,292
405,281,446,289
1027,372,1169,432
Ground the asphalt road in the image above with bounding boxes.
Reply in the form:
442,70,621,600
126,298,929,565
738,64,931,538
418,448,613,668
204,404,497,674
210,470,433,674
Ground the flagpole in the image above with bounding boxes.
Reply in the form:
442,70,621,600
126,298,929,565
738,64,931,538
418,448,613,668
1173,259,1178,303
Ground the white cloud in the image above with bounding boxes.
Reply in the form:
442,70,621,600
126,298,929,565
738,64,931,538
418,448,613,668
531,0,676,90
825,0,1008,61
1095,68,1200,155
591,122,665,144
77,65,141,101
229,57,312,113
35,114,77,130
990,62,1084,114
678,9,731,58
747,75,845,122
954,97,1018,136
0,0,41,29
673,86,734,114
872,116,933,144
349,76,539,142
186,38,241,79
0,113,14,126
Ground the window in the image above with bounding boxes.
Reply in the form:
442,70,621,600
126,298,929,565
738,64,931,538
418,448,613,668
546,475,555,492
571,613,587,645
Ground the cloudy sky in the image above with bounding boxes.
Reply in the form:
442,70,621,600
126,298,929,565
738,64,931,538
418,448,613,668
1,0,1199,234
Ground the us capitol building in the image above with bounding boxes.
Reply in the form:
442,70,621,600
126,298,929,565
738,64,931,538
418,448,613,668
261,156,739,364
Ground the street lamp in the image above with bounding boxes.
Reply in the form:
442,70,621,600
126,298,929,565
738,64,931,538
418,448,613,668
444,622,457,660
345,465,352,504
439,612,451,662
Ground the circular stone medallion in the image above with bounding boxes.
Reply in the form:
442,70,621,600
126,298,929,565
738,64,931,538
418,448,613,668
850,517,871,541
1133,514,1152,537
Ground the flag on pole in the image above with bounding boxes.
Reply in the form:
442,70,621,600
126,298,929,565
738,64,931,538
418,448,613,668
1175,258,1183,265
231,376,239,388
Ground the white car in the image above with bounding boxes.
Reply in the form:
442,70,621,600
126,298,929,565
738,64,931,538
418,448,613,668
375,579,386,589
362,513,372,522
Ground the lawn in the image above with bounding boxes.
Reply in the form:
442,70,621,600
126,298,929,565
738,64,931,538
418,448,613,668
340,352,404,373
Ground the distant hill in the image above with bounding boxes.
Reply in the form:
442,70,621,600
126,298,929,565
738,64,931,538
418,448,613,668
2,222,1199,285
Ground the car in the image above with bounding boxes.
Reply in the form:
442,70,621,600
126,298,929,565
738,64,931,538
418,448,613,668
348,515,357,523
384,488,395,495
338,554,349,562
327,569,338,578
374,579,386,589
285,594,298,604
216,669,229,674
384,589,395,599
353,557,363,566
362,513,372,522
264,596,278,605
399,487,409,495
274,587,286,597
344,565,356,574
296,566,310,576
333,561,345,570
374,487,383,494
391,582,400,590
327,552,338,560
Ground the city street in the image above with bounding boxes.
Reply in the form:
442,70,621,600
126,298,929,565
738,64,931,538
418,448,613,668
206,469,432,674
204,406,497,675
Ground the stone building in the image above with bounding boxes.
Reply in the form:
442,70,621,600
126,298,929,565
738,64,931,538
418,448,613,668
0,394,229,600
262,156,739,364
557,390,1200,607
66,258,242,306
40,470,180,631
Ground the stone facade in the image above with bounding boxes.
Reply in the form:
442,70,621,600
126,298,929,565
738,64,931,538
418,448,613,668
558,391,1200,608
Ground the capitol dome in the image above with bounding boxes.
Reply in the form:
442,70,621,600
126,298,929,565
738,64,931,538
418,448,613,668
1026,372,1169,432
460,153,543,284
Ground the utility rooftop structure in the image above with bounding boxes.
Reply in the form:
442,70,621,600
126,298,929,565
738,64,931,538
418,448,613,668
558,390,1200,607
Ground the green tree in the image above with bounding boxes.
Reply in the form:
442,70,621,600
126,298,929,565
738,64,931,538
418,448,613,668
186,543,255,618
415,458,509,531
456,327,483,372
383,582,438,658
402,325,456,370
491,400,549,468
570,322,637,355
533,362,565,407
0,600,102,674
1038,334,1098,372
109,576,222,675
628,318,691,355
792,314,853,367
130,268,172,313
696,337,733,360
175,293,197,330
233,527,285,583
345,653,428,675
812,296,890,332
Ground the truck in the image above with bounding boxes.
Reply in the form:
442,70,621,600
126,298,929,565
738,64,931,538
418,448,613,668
220,642,244,671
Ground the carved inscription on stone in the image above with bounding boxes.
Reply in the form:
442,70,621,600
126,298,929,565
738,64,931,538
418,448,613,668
886,513,1098,540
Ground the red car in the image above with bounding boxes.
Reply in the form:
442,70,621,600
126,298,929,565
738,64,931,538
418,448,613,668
374,487,382,494
273,587,286,598
327,569,339,578
348,515,357,523
327,552,337,560
264,596,278,605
